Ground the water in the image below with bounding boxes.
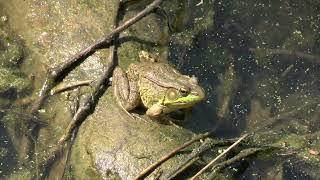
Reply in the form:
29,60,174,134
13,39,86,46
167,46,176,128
170,0,320,178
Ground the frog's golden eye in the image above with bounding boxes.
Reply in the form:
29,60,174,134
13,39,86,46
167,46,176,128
167,89,178,100
179,88,189,97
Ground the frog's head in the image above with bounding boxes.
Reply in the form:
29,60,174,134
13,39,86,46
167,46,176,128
162,76,205,111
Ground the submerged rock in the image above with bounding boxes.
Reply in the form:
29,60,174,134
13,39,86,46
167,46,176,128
0,68,31,97
0,33,24,68
0,29,30,99
0,21,32,178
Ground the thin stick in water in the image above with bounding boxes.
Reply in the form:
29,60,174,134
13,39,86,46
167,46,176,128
190,133,248,180
133,131,213,180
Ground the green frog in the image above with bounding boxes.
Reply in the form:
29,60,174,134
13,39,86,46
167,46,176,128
112,51,205,119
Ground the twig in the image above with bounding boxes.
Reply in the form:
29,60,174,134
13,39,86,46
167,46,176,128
31,0,164,113
190,133,248,180
164,138,217,179
209,147,262,176
50,80,93,95
37,143,65,178
164,138,238,179
36,1,125,177
57,0,124,144
57,0,134,144
33,0,165,143
170,157,200,178
133,131,214,180
257,102,318,131
60,127,79,179
58,36,118,144
249,48,320,64
280,64,294,77
196,0,203,6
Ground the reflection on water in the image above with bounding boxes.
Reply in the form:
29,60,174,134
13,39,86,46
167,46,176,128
1,0,320,179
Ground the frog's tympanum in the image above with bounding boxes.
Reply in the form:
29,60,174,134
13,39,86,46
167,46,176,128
112,51,205,120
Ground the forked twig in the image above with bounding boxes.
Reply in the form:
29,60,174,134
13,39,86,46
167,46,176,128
31,0,164,113
57,50,115,144
36,1,124,177
164,138,237,179
57,0,164,144
133,131,214,180
190,133,248,180
209,147,262,178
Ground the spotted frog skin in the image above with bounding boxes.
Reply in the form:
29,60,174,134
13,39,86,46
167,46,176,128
112,51,205,118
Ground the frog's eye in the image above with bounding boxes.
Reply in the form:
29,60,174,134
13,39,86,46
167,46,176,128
179,88,189,97
167,89,177,100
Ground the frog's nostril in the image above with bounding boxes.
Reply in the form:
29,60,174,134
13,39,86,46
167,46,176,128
191,91,201,96
192,87,205,99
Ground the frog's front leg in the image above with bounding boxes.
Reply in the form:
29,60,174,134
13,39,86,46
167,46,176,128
146,104,182,126
112,67,140,111
146,103,165,117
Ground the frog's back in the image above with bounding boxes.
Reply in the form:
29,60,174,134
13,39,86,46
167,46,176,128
127,62,165,78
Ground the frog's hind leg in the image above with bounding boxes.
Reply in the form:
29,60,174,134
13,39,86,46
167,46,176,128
112,67,140,111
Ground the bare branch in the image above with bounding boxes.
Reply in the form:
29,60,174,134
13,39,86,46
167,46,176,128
249,48,320,64
133,131,214,180
50,80,93,95
31,0,164,113
190,134,248,180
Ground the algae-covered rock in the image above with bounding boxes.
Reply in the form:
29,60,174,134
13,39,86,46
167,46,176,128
0,27,30,98
0,68,31,96
70,92,194,179
0,33,24,68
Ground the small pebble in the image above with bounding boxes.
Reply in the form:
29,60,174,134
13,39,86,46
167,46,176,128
309,149,319,155
1,15,8,22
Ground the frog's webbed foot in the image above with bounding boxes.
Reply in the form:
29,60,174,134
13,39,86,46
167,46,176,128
113,67,140,111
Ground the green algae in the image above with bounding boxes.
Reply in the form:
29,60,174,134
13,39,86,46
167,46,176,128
0,27,30,97
0,37,24,68
169,0,215,47
0,68,31,95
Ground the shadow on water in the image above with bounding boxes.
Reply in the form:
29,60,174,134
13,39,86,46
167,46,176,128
169,0,320,178
170,0,320,133
169,0,258,137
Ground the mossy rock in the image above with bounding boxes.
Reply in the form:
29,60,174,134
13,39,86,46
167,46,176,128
0,68,31,97
70,91,194,179
0,31,24,68
0,27,29,99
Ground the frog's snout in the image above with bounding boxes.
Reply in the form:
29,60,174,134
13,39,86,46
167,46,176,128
191,86,205,100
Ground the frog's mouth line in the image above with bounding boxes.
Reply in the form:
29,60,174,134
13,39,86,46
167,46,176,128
164,95,203,106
